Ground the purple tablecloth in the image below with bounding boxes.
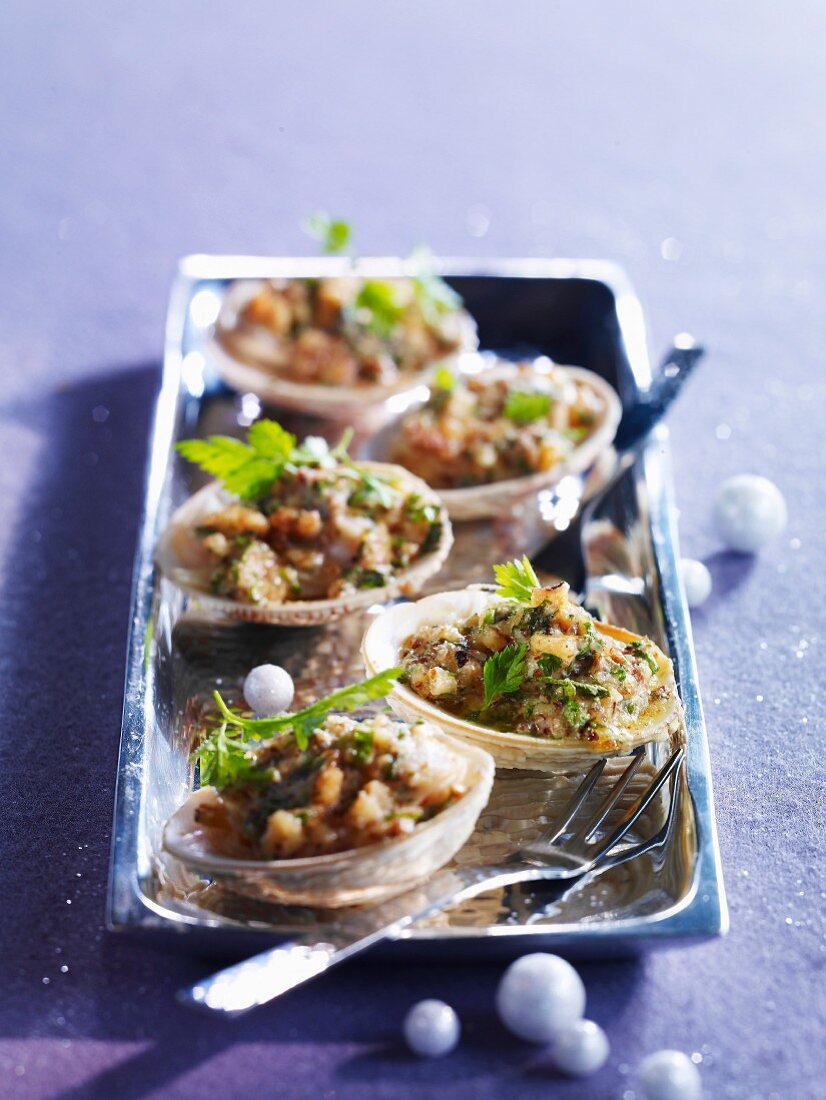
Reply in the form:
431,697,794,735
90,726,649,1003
2,3,824,1097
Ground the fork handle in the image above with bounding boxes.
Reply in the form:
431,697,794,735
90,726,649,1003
178,863,562,1017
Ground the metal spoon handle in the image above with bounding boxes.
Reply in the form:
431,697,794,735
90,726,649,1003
177,863,547,1017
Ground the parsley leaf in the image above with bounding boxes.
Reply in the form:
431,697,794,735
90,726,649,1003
482,642,528,709
406,494,440,524
563,696,587,728
303,211,352,255
213,668,404,754
545,677,609,700
355,280,405,337
538,652,564,675
352,727,375,763
246,419,296,461
176,419,352,499
493,556,540,604
193,722,255,788
433,365,455,392
504,391,552,424
629,640,658,675
349,470,398,509
176,434,284,499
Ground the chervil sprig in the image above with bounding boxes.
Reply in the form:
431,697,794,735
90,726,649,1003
493,556,540,604
176,420,351,500
482,642,528,710
193,721,257,788
212,667,404,753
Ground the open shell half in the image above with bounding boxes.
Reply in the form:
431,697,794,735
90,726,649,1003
156,461,453,626
362,587,683,773
209,280,479,422
162,729,494,907
368,362,622,522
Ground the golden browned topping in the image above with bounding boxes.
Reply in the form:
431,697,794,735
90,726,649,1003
399,572,672,751
227,276,468,387
391,362,605,488
196,465,443,604
176,422,447,605
194,713,468,859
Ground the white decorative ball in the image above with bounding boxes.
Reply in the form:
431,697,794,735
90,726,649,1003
638,1050,703,1100
242,664,294,718
403,999,460,1057
551,1018,610,1076
713,474,787,553
495,953,586,1044
680,559,712,608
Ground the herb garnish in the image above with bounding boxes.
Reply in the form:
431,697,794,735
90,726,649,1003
349,470,398,509
408,246,463,325
493,556,540,604
504,391,552,424
194,722,259,788
351,727,375,763
433,365,455,392
538,652,564,675
355,280,406,337
629,640,658,675
303,212,352,255
193,669,404,787
176,420,351,499
482,642,528,709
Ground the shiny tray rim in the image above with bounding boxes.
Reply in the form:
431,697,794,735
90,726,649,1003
106,255,728,953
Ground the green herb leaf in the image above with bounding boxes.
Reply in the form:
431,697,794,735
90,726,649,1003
610,664,627,682
349,470,397,509
406,494,440,524
545,677,609,700
352,727,375,763
493,555,540,604
193,722,255,788
563,696,587,729
629,640,658,675
482,642,528,709
433,365,455,392
504,391,553,424
545,679,590,729
538,652,564,675
354,280,406,337
176,419,352,499
303,212,352,254
213,668,403,753
246,419,296,462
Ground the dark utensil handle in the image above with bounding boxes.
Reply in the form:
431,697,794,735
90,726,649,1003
614,338,705,453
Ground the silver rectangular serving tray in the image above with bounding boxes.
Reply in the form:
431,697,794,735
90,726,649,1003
107,256,727,957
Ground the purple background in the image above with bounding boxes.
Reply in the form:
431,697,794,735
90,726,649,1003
1,3,825,1098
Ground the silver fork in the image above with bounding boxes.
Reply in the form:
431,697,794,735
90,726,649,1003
178,744,684,1017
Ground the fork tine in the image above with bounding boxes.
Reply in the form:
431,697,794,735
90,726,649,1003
539,757,606,846
568,746,646,846
589,745,685,864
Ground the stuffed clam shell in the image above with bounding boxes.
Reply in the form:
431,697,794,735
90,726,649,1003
157,460,453,626
373,357,621,521
163,711,494,908
362,583,684,772
209,277,478,420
